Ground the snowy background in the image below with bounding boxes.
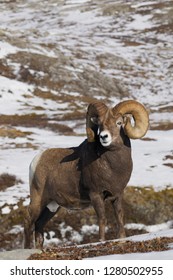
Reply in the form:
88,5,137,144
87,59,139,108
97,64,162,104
0,0,173,258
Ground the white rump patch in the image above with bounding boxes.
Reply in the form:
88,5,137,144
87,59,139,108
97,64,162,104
29,151,43,185
47,201,59,212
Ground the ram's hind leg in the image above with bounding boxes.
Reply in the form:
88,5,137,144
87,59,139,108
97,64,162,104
112,197,126,239
24,203,42,249
24,184,45,249
35,201,60,249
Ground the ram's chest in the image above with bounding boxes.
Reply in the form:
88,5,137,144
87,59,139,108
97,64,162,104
82,148,132,192
99,150,131,173
82,157,107,184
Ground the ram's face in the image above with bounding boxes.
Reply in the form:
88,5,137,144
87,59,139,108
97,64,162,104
91,111,124,147
87,100,149,144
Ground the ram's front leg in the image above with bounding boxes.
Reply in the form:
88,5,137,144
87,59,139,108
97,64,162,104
112,196,126,239
89,192,106,241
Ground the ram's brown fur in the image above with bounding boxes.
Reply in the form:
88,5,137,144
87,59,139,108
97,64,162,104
24,100,149,249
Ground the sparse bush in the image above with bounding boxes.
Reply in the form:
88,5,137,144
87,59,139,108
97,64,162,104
0,173,23,191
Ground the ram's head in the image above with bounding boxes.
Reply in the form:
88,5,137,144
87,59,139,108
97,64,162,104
86,100,149,147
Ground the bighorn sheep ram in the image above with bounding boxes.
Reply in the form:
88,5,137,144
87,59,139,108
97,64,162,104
24,100,149,249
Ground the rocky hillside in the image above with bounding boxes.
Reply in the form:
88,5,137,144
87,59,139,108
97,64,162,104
0,0,173,253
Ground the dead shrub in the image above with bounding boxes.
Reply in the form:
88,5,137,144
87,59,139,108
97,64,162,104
0,173,23,191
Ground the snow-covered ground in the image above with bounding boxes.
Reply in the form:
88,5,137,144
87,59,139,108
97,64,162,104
0,73,172,205
86,228,173,260
0,0,173,257
0,228,173,260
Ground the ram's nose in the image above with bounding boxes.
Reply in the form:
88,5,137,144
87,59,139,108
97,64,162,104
100,133,108,141
99,130,112,147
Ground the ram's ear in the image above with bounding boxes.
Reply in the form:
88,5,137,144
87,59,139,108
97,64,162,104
86,101,108,142
90,116,99,125
123,114,133,125
86,117,99,142
86,127,95,142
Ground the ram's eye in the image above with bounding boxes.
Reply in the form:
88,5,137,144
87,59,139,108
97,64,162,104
116,121,122,126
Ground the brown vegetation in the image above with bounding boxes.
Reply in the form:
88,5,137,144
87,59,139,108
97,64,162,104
2,186,173,251
29,237,173,260
0,126,32,138
0,173,23,191
0,0,173,256
0,114,75,135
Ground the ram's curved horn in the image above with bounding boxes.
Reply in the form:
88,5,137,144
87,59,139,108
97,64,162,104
112,100,149,139
86,102,108,142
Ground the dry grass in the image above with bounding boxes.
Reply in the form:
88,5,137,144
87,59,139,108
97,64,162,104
123,186,173,225
0,114,75,135
0,60,15,80
151,123,173,131
0,126,32,138
101,3,134,16
1,186,173,251
33,87,99,105
29,237,173,260
0,173,23,191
